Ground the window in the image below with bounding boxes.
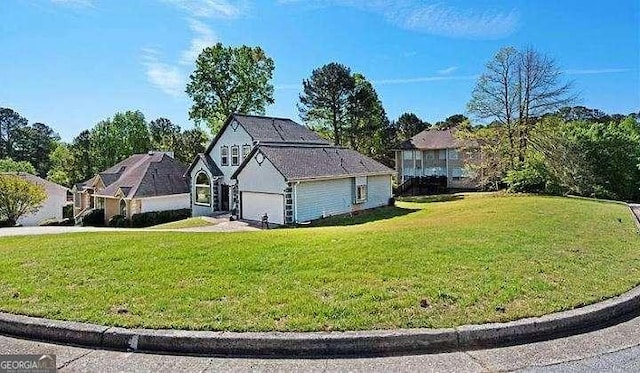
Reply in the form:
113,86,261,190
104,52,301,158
356,185,367,202
355,176,367,203
402,150,414,169
425,150,435,160
195,172,211,206
221,146,229,166
438,149,447,160
452,167,462,180
231,146,240,166
449,149,459,160
415,151,422,170
242,145,251,160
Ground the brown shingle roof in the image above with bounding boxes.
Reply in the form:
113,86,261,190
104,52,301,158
92,152,189,198
397,129,459,150
232,143,394,181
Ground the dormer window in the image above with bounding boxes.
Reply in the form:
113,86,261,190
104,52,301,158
231,146,240,166
221,146,229,166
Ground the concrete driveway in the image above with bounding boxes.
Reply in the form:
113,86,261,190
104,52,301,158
0,219,259,237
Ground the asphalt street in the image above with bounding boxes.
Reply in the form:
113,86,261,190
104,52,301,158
1,314,639,372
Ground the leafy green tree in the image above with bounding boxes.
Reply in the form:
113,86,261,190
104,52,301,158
149,118,181,152
435,114,468,130
298,62,355,145
13,122,60,177
0,108,28,159
345,73,389,159
70,130,94,183
47,143,74,187
395,112,429,141
90,110,151,171
0,158,36,174
0,174,47,226
175,128,208,164
186,43,275,135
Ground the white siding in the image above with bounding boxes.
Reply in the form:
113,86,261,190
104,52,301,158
18,182,68,226
236,152,287,222
235,152,287,194
139,194,190,213
295,174,392,223
207,120,253,184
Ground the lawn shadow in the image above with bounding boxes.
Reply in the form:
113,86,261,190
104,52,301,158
396,194,465,204
305,205,419,227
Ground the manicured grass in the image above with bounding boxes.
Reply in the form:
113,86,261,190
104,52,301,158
150,217,217,230
0,194,638,332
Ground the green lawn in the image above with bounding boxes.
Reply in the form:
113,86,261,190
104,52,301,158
150,217,217,230
0,194,638,332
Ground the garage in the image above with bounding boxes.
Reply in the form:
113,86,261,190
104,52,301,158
241,192,284,225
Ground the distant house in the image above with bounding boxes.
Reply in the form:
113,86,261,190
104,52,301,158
73,152,189,224
186,113,394,225
1,172,71,226
394,128,475,190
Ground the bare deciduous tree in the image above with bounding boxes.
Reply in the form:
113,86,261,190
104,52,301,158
468,47,575,165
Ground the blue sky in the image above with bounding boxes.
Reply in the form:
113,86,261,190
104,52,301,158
1,0,638,141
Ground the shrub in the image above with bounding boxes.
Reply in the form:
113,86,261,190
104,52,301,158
129,209,191,228
108,215,128,228
0,219,15,228
82,209,104,227
63,204,74,220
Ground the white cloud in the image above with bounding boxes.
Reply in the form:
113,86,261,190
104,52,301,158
280,1,519,39
275,74,477,90
180,19,218,65
162,0,245,18
142,49,186,97
372,74,477,85
563,68,631,75
437,66,458,75
50,0,93,7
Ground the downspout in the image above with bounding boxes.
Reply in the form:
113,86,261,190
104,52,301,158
293,181,300,224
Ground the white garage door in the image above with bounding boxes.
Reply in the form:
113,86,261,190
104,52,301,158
241,192,284,225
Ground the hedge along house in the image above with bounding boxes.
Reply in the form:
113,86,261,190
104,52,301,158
231,143,395,224
394,128,476,190
186,113,394,225
73,152,190,224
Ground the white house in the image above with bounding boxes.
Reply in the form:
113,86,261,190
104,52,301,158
1,172,71,226
74,152,190,224
186,114,395,225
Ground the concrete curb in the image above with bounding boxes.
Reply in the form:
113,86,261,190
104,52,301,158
1,285,639,357
628,203,640,234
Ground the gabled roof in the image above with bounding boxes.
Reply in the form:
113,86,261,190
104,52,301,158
184,153,223,178
397,129,459,150
0,172,69,192
204,113,331,155
89,152,189,199
232,143,395,181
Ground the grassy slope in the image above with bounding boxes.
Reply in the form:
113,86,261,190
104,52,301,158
150,217,217,230
0,194,638,332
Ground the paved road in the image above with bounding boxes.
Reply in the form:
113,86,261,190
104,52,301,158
1,315,639,372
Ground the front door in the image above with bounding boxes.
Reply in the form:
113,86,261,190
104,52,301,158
221,185,230,211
